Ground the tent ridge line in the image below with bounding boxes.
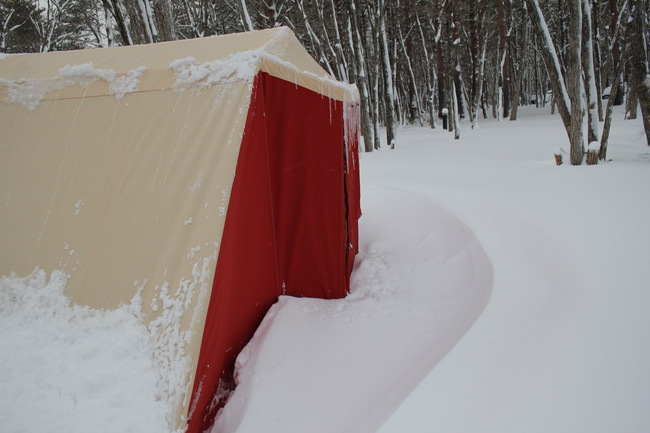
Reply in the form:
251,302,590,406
0,86,172,104
0,49,359,111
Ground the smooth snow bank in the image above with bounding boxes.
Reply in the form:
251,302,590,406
213,187,493,433
374,107,650,433
0,270,172,433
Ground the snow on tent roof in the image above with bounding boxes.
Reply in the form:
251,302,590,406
0,27,351,109
0,27,360,433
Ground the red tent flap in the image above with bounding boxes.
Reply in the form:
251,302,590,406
187,72,360,433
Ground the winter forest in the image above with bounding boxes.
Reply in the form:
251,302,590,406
1,0,649,164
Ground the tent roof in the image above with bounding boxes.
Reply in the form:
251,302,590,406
0,27,353,106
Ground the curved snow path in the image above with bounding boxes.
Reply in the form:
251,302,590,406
213,186,493,433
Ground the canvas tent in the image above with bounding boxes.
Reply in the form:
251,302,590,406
0,27,360,433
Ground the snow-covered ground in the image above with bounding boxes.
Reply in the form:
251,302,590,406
370,109,650,433
2,106,649,433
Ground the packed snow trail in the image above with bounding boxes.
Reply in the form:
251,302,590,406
374,108,650,433
212,186,493,433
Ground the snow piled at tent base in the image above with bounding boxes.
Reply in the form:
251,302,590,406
0,187,492,433
212,187,492,433
0,269,178,433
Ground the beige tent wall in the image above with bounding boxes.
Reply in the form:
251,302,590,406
0,81,250,300
0,27,358,431
0,75,252,428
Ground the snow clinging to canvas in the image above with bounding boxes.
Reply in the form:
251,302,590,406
0,62,146,111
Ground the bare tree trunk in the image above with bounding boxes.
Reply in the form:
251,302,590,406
103,4,115,46
392,35,403,125
153,0,174,41
497,0,511,119
582,0,599,145
509,63,525,120
0,8,13,53
295,1,335,77
103,0,131,45
626,87,639,120
599,54,626,160
379,0,397,149
627,1,650,146
124,0,156,44
526,0,584,164
396,9,423,126
328,0,349,82
437,25,447,121
471,40,487,128
526,0,571,124
510,11,529,122
348,0,374,152
415,13,437,129
451,79,460,139
179,0,202,38
533,47,541,107
599,1,632,160
468,0,486,128
592,0,604,121
609,0,625,106
240,0,254,31
566,0,585,164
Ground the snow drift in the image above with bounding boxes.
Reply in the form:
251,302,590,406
212,187,493,433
